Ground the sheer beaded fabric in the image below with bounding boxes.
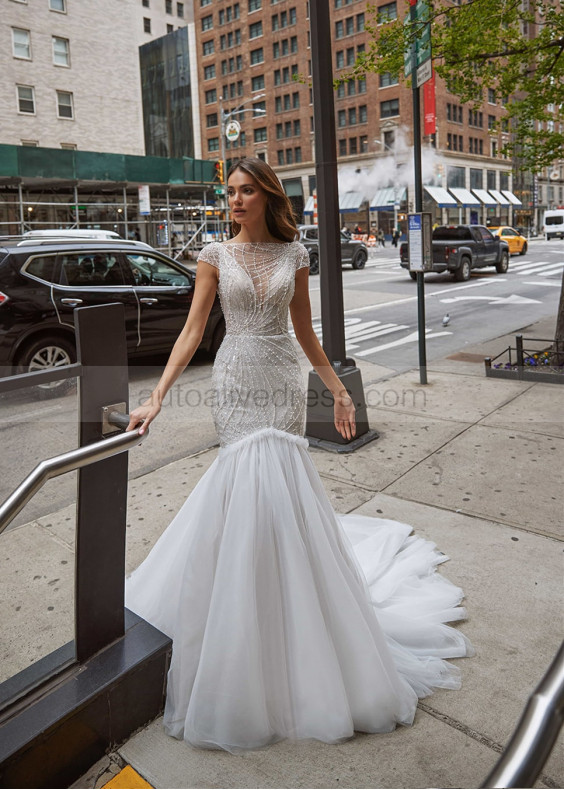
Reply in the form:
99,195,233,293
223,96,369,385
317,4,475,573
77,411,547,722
125,240,473,755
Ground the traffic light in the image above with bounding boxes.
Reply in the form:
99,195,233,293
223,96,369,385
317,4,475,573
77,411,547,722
215,160,224,184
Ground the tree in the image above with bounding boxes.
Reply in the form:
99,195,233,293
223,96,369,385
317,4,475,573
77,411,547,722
347,0,564,348
349,0,564,172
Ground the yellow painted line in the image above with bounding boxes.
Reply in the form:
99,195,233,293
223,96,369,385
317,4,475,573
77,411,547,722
103,765,153,789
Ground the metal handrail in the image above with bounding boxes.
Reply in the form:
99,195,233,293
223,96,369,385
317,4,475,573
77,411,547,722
0,413,146,535
482,641,564,788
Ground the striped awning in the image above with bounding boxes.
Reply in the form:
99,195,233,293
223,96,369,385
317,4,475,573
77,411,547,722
423,186,457,207
369,186,407,211
304,191,364,215
501,190,522,206
489,189,511,205
472,189,497,206
448,187,481,207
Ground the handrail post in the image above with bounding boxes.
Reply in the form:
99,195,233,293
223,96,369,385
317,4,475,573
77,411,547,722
516,334,524,368
74,304,130,663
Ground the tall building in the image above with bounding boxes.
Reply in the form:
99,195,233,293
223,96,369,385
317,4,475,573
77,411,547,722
2,0,190,155
192,0,529,230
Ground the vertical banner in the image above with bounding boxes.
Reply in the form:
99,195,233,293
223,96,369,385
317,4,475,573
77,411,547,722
138,185,151,216
423,71,436,136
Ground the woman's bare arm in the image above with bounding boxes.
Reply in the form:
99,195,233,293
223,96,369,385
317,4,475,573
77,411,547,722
289,267,356,440
127,260,219,433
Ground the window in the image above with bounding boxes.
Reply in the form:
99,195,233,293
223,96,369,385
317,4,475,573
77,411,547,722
12,28,31,60
177,2,184,17
252,74,265,91
488,88,496,104
500,172,509,191
491,140,497,157
470,168,483,189
346,16,354,35
143,17,151,33
275,97,282,112
339,139,347,156
380,98,399,117
203,39,214,55
383,130,395,150
250,47,264,64
488,114,495,130
295,147,302,163
276,123,283,138
206,113,218,127
335,20,344,38
336,51,345,68
253,100,266,114
57,90,74,119
338,109,346,127
356,13,365,31
166,0,172,11
360,135,368,153
142,0,149,6
205,89,217,103
285,121,292,136
167,23,174,32
379,72,398,88
359,104,367,123
346,47,355,66
293,119,300,135
349,137,357,155
254,127,267,142
358,77,366,94
377,2,397,22
249,21,263,38
278,150,285,165
487,170,496,190
348,107,357,125
201,15,213,30
447,165,465,188
21,140,39,147
201,0,212,5
292,91,299,108
208,137,219,152
284,94,291,110
17,85,35,114
49,0,66,10
204,64,216,79
249,0,261,9
286,148,293,164
52,36,70,66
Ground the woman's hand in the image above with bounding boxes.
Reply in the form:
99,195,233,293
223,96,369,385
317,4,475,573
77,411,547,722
127,398,161,435
334,392,356,440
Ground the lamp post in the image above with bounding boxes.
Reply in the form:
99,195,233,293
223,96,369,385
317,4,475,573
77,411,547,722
219,94,266,239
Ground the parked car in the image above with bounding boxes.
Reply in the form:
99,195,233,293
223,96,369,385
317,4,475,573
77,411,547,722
543,209,564,240
0,238,225,397
400,225,510,281
488,226,528,255
296,225,368,275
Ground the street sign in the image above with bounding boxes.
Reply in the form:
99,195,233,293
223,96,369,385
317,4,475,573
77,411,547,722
225,120,241,142
404,0,431,78
408,212,433,271
416,58,432,87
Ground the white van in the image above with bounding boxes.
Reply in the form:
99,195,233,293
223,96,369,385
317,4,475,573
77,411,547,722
543,210,564,240
23,229,123,240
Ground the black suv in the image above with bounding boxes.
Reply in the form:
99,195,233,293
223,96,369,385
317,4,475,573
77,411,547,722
297,225,368,275
0,238,225,395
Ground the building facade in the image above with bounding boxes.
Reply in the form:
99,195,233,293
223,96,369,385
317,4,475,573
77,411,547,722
192,0,543,231
2,0,190,155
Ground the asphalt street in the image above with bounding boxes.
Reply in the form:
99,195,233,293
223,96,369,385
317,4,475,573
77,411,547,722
0,237,562,526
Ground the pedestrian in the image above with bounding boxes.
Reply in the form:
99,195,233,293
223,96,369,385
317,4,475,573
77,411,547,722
341,223,351,238
134,227,141,241
125,156,472,754
378,228,386,247
392,228,400,247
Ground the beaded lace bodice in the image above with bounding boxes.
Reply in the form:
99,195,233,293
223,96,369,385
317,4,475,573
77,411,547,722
198,241,310,447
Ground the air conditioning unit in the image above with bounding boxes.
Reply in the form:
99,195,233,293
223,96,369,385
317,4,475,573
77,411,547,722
549,169,560,180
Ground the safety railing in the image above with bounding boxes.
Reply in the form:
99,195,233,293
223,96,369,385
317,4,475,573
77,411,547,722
482,641,564,788
0,303,171,789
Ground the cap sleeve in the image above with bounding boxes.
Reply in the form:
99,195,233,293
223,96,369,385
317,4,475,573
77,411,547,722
295,242,310,271
197,242,220,269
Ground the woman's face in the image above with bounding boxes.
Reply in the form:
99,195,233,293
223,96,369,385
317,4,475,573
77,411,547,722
227,168,268,226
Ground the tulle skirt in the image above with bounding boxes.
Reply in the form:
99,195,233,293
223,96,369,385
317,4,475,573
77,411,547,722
125,428,473,754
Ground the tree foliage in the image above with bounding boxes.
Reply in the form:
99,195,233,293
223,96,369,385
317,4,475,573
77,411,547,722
350,0,564,172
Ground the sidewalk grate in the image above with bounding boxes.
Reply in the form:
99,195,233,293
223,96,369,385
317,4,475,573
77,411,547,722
103,765,153,789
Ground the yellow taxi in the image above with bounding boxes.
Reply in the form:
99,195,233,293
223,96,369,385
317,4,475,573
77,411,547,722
488,226,528,255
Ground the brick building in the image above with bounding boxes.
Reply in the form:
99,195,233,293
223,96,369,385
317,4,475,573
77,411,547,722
193,0,528,231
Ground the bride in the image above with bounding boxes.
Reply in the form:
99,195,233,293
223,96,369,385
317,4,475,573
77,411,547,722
125,157,473,754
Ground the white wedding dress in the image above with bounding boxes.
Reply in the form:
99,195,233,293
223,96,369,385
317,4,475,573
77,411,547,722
125,241,473,754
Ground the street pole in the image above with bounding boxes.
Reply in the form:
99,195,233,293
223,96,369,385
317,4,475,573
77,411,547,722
410,0,428,385
219,98,227,240
306,0,378,451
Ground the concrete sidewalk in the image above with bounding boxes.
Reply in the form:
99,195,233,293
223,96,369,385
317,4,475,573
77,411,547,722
3,318,563,789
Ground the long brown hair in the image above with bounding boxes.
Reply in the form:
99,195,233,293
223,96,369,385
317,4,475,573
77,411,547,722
226,157,297,242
